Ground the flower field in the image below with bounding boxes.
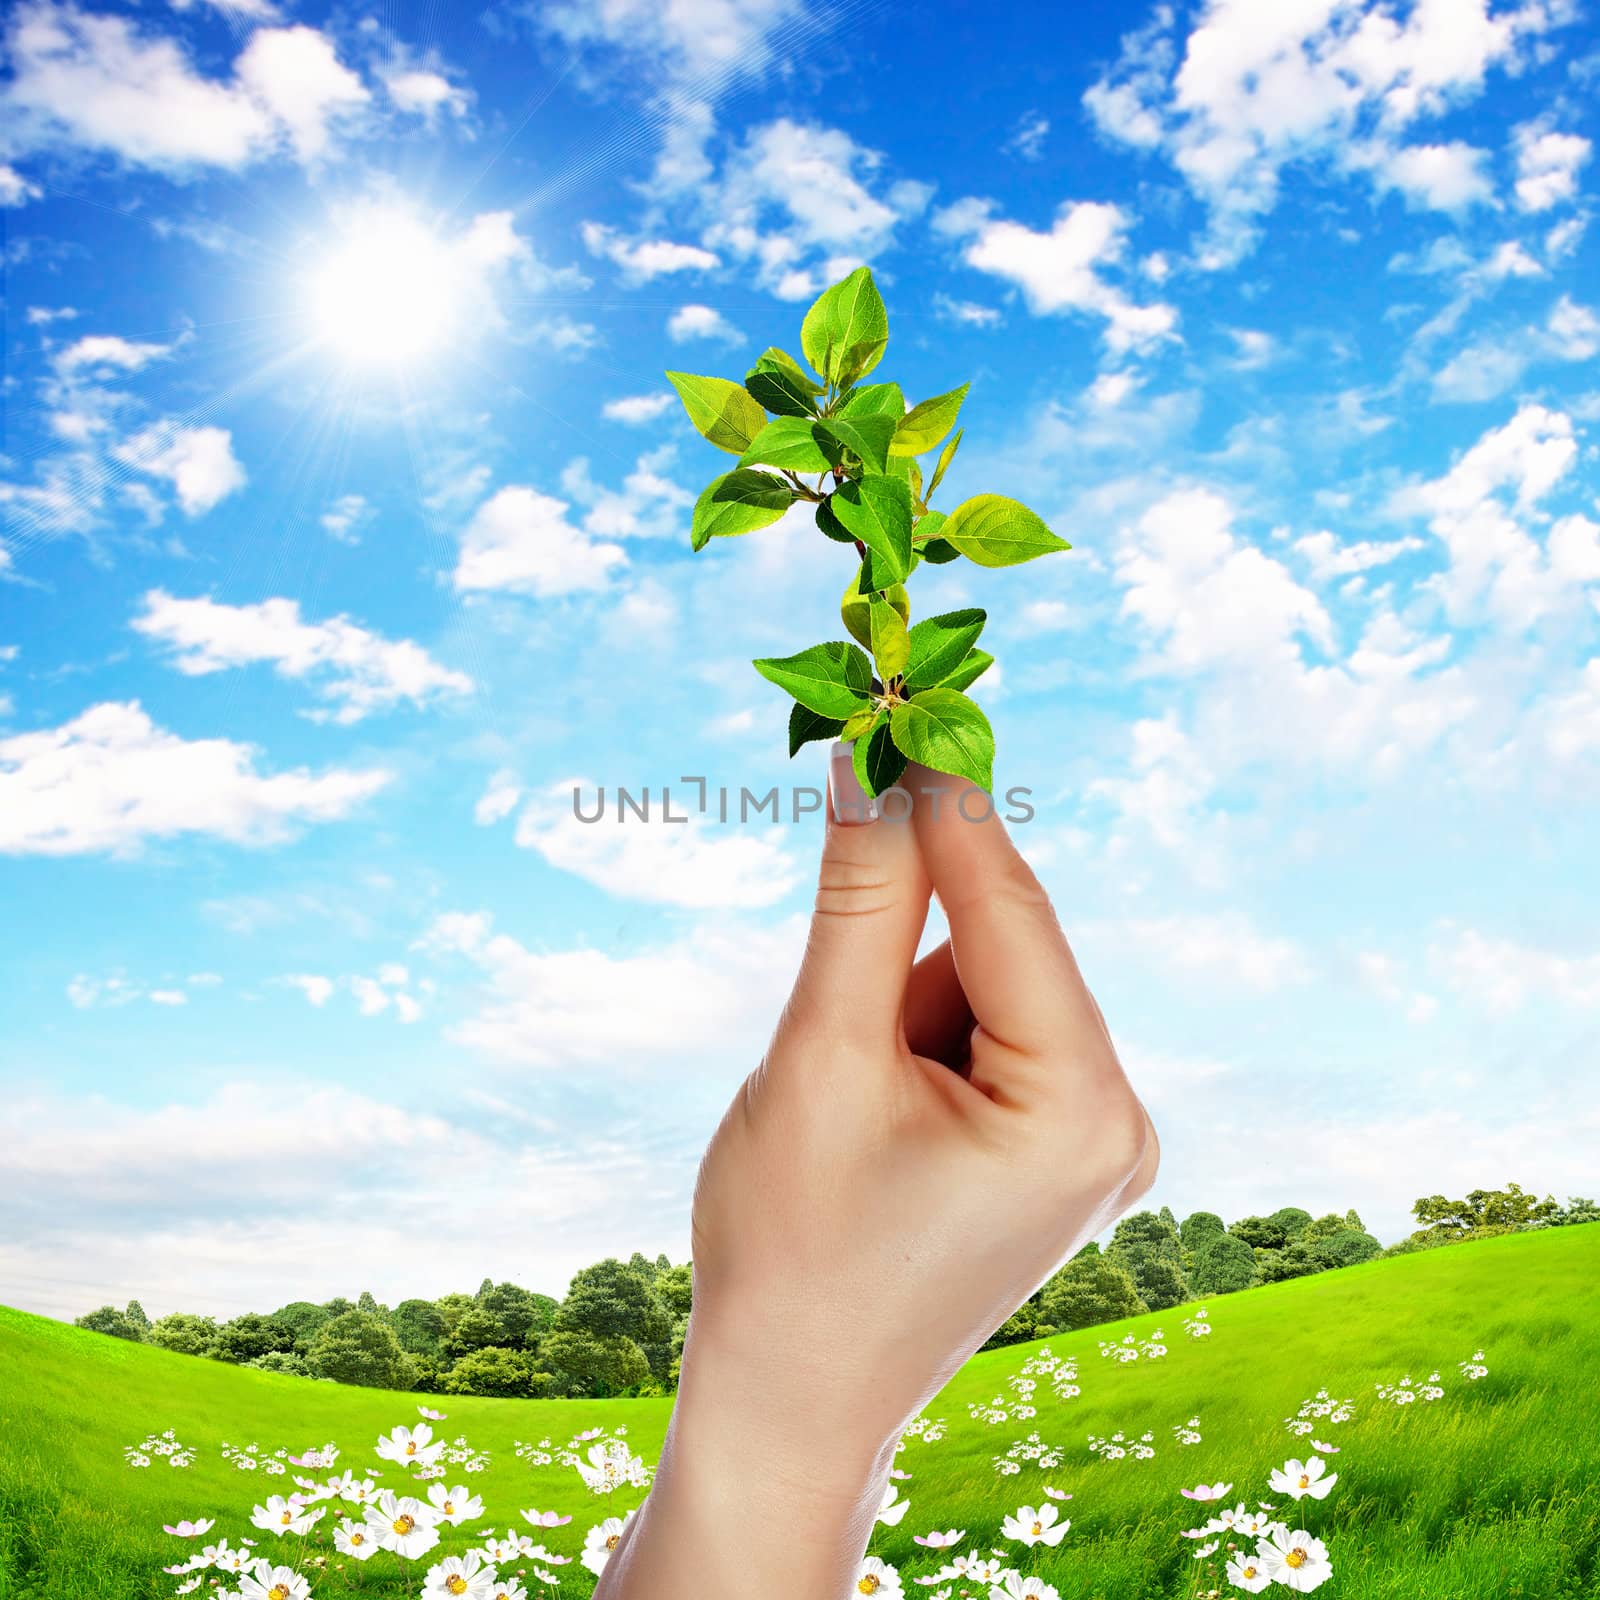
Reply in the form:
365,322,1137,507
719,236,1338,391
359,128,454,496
2,1225,1597,1599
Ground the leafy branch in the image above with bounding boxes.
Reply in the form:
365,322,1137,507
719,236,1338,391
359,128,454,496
667,266,1069,796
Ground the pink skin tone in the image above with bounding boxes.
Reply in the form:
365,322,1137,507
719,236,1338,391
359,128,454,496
593,755,1158,1599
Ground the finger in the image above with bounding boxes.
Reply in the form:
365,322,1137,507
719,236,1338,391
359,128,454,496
777,743,931,1053
906,763,1105,1062
902,939,975,1071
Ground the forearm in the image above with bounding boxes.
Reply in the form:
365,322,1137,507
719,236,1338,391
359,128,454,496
593,1313,899,1598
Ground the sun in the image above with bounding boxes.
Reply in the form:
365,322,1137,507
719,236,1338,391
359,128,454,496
307,207,461,368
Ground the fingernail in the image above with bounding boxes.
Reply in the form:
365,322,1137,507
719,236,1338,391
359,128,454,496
829,740,877,826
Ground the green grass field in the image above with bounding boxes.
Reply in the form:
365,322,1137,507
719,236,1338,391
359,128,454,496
3,1226,1598,1598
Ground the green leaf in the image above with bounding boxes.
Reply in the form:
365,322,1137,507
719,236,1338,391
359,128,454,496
752,640,873,720
938,648,993,694
928,428,962,496
816,498,857,544
840,706,878,741
816,414,895,474
690,470,793,549
838,382,905,419
829,475,912,583
914,510,948,542
745,348,821,417
892,383,969,456
889,687,995,791
788,702,844,757
851,712,908,799
666,371,769,455
841,564,907,650
869,593,910,682
918,537,961,564
738,416,833,472
941,494,1071,567
903,608,986,692
800,266,889,385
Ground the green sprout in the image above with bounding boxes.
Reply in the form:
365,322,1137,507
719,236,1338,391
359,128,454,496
667,266,1069,797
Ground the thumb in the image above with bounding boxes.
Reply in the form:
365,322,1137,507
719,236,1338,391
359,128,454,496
778,742,930,1052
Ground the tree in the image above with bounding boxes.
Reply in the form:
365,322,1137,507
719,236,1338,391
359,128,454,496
271,1301,333,1353
443,1306,506,1361
75,1305,145,1341
980,1290,1051,1351
1179,1212,1226,1253
1108,1209,1189,1311
391,1299,447,1359
307,1311,414,1390
1301,1212,1349,1244
1190,1234,1258,1295
356,1290,384,1317
477,1282,554,1348
1310,1228,1383,1268
1268,1207,1313,1243
1559,1196,1600,1226
540,1328,652,1397
1039,1254,1147,1331
214,1313,297,1365
434,1292,476,1339
443,1346,551,1398
555,1259,671,1346
149,1313,219,1356
655,1263,693,1321
321,1296,355,1319
244,1351,310,1377
1230,1215,1287,1251
124,1300,151,1333
1412,1183,1560,1238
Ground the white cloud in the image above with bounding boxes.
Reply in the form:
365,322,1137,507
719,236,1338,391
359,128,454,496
1369,140,1494,211
532,0,808,89
133,591,473,724
1513,121,1591,212
1389,403,1585,629
508,778,800,909
382,68,470,123
1295,530,1425,580
932,294,1003,328
52,333,170,375
1432,924,1600,1014
559,445,691,541
319,492,372,543
1431,296,1600,403
602,392,675,424
0,163,42,205
67,972,192,1009
667,303,743,343
473,769,522,826
937,198,1178,353
0,1078,702,1318
1085,0,1571,264
1118,487,1335,672
112,423,246,516
3,5,368,171
284,973,334,1007
1006,111,1050,161
453,485,627,597
581,222,719,281
698,119,931,298
0,701,391,857
421,908,803,1066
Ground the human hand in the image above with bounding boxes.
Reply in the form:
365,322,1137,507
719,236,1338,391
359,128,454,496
595,749,1157,1597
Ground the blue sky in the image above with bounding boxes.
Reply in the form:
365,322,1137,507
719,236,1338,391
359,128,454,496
3,0,1598,1322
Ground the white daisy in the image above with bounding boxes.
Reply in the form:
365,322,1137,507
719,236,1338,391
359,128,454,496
1226,1551,1272,1593
580,1510,636,1575
1257,1527,1334,1592
365,1490,441,1559
1268,1456,1338,1501
1000,1503,1069,1547
334,1517,380,1560
854,1555,904,1594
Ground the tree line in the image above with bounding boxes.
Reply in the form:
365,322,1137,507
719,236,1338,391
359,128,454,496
73,1183,1596,1391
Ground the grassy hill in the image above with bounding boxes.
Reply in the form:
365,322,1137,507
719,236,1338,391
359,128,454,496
3,1226,1598,1598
